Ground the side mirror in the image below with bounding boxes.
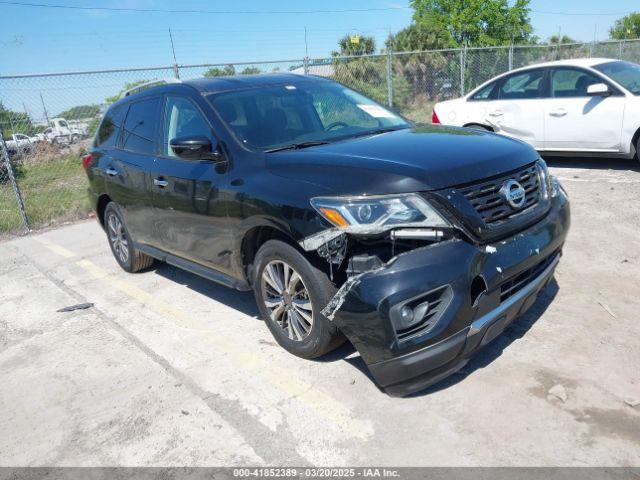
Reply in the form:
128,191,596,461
587,83,611,97
170,135,222,161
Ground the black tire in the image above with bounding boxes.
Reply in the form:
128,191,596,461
253,239,345,359
104,202,154,273
465,123,493,132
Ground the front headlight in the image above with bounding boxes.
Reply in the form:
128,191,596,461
310,193,450,234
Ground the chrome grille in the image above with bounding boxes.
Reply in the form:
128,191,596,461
459,164,541,225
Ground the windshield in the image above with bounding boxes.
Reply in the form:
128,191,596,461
593,60,640,95
207,81,409,151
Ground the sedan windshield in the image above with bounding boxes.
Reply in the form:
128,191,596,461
207,81,409,151
593,60,640,95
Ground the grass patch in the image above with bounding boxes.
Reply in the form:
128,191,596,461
0,154,91,235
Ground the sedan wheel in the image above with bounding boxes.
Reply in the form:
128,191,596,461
260,260,314,341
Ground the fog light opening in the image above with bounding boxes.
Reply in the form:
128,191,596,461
470,275,488,307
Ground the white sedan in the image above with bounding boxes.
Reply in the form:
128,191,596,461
433,58,640,161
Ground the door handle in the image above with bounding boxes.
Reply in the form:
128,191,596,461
489,110,503,117
549,108,567,117
105,167,118,176
154,178,169,188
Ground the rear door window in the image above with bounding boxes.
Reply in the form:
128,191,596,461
498,69,545,100
96,104,125,148
121,97,161,155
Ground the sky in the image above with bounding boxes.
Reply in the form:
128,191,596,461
0,0,637,75
0,0,637,120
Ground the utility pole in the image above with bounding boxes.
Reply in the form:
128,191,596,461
169,27,179,78
40,92,50,125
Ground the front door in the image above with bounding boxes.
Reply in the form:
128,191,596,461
543,67,626,152
149,94,233,275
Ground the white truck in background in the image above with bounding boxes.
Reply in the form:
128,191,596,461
43,118,88,145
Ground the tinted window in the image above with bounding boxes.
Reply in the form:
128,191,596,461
164,96,211,157
552,68,602,97
470,81,497,100
209,82,407,151
498,70,545,99
96,104,125,148
121,97,161,154
593,61,640,95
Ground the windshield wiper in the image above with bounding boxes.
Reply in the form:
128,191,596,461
351,126,409,138
264,140,329,153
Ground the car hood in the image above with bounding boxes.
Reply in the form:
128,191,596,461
266,125,539,195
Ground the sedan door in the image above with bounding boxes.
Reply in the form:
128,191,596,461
482,68,547,149
543,67,626,152
148,94,233,276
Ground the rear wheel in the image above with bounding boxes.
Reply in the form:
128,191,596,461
253,240,344,359
104,202,154,273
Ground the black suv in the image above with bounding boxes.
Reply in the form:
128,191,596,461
85,74,570,396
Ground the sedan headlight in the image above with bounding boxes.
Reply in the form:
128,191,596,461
310,193,450,234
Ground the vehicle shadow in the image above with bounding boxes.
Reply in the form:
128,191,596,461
543,155,638,171
408,278,560,397
150,261,559,396
152,262,259,318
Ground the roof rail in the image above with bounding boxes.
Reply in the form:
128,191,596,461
123,78,182,97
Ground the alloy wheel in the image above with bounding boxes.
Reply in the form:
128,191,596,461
260,260,314,341
107,213,129,265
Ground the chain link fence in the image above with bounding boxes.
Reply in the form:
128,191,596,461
1,39,639,236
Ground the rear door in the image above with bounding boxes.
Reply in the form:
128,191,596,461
103,96,161,245
543,67,626,152
483,68,547,148
148,94,232,275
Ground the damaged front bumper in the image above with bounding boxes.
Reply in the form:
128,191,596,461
328,191,570,397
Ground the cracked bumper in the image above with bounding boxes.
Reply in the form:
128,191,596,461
331,192,570,397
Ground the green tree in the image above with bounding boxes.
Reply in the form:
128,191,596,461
240,66,261,75
548,35,577,45
610,12,640,40
386,23,456,51
203,64,236,77
57,104,101,120
410,0,533,47
105,79,151,104
0,101,35,138
333,34,376,56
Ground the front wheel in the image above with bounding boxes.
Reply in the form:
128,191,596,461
104,202,154,273
253,240,344,359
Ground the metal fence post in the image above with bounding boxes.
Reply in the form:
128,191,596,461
303,56,309,75
459,47,466,96
619,40,624,59
173,64,180,79
386,48,393,107
0,127,30,232
508,44,513,70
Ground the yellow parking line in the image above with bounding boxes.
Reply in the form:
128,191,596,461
74,257,373,440
34,237,75,258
